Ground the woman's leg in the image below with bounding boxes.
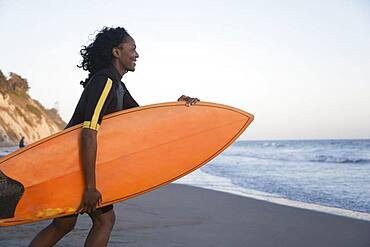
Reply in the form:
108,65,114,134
84,206,116,247
28,215,78,247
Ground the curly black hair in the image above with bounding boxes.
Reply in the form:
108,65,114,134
78,27,130,87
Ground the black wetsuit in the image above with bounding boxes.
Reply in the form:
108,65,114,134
66,65,139,214
66,66,139,131
19,138,25,148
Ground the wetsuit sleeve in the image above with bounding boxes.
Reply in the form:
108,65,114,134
82,75,114,131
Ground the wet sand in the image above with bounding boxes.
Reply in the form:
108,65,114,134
0,184,369,246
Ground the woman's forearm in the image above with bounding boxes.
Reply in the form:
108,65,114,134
80,128,98,190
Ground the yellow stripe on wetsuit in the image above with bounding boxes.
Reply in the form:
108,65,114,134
82,78,113,131
82,121,100,130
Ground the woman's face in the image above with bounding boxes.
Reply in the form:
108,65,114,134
114,36,139,72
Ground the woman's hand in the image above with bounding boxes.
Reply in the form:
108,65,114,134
78,187,102,214
178,95,200,106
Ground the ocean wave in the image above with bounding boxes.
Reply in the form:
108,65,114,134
0,151,11,158
0,146,18,158
308,156,370,164
177,168,370,221
222,152,370,164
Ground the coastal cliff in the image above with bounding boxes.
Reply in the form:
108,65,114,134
0,70,65,146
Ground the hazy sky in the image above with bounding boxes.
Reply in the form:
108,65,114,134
0,0,369,140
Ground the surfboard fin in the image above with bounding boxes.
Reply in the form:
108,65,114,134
0,170,24,219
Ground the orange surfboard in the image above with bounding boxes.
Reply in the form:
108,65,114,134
0,102,253,226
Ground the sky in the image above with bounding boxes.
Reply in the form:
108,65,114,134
0,0,369,140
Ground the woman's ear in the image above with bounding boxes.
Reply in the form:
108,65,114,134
112,47,120,58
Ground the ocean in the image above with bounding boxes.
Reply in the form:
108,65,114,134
1,139,370,221
176,139,370,221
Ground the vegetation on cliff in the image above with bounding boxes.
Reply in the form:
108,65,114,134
0,69,66,146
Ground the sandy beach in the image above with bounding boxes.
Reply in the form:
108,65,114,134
0,184,369,247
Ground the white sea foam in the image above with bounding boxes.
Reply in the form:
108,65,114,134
175,168,370,222
0,146,17,158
